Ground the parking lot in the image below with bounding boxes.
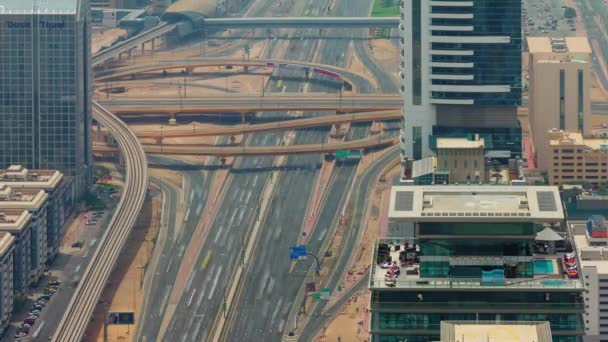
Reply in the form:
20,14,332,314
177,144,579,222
523,0,579,38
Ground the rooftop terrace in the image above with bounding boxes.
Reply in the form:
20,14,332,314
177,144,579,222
370,239,583,291
0,165,63,191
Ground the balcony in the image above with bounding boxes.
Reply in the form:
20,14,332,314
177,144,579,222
370,301,584,313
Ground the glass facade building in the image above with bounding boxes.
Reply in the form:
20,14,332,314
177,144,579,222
373,186,585,342
399,0,523,162
0,0,91,198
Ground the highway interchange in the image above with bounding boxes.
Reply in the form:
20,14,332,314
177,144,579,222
49,0,608,340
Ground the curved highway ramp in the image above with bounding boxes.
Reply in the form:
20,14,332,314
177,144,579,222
51,101,148,342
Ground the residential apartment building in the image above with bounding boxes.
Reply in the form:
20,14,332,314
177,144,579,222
545,130,608,185
0,210,32,295
0,185,48,286
572,217,608,341
398,0,522,167
527,37,592,171
370,185,584,342
0,165,68,260
0,232,14,335
0,0,92,198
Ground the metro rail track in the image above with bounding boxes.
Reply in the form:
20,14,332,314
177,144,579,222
51,102,148,341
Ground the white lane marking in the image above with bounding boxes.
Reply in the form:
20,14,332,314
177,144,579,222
213,225,225,244
195,202,203,216
184,208,190,222
185,273,194,292
271,298,283,326
32,321,45,338
89,238,97,246
159,285,172,315
207,265,224,300
187,289,197,307
165,259,173,273
82,249,89,259
74,264,81,273
244,190,252,204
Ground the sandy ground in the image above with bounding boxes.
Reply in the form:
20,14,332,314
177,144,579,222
92,28,128,55
369,40,400,85
84,183,161,341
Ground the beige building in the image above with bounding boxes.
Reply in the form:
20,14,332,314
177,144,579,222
0,165,67,260
436,137,485,183
0,232,14,335
0,210,31,295
544,130,608,185
0,184,48,286
440,321,552,342
527,37,592,171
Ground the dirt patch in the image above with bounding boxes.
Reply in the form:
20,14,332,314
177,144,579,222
83,187,161,341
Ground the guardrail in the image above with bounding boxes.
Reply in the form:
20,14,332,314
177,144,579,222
51,102,148,341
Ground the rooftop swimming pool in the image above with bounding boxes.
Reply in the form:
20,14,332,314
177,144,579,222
534,259,555,274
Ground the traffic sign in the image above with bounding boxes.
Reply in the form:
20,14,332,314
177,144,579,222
306,282,316,292
290,245,307,260
107,312,135,325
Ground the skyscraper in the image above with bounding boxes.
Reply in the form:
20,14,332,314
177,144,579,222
0,0,91,198
399,0,522,166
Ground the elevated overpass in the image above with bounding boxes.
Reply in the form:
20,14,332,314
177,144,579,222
94,135,398,156
52,102,148,341
201,17,399,29
99,94,403,117
135,110,402,139
93,22,176,67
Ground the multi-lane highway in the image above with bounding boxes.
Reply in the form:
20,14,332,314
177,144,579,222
51,102,148,341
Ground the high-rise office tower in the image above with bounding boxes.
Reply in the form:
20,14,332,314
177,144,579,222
0,0,91,198
399,0,522,166
371,185,585,342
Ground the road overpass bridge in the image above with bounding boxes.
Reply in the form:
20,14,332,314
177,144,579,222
98,95,403,117
94,135,398,156
201,17,399,29
135,110,402,139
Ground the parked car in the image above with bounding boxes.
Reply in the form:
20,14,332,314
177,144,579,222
71,241,83,248
48,280,60,286
24,316,37,324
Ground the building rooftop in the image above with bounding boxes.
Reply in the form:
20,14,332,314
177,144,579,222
0,209,32,234
440,321,552,342
436,137,485,149
0,184,48,211
370,239,583,290
0,165,63,191
389,185,564,222
528,36,592,55
0,232,15,257
572,219,608,273
0,0,81,14
548,130,608,150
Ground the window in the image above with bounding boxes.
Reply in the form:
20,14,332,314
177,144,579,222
412,0,422,105
413,126,422,160
560,69,565,130
454,160,458,168
464,160,468,168
578,69,584,131
474,160,478,168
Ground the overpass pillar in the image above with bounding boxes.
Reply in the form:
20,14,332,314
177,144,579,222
151,39,155,53
96,121,102,142
141,41,146,55
107,134,115,147
118,152,125,166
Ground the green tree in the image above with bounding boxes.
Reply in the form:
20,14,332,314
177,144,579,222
564,7,577,19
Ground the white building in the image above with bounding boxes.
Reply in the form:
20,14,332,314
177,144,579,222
398,0,522,168
0,232,14,335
